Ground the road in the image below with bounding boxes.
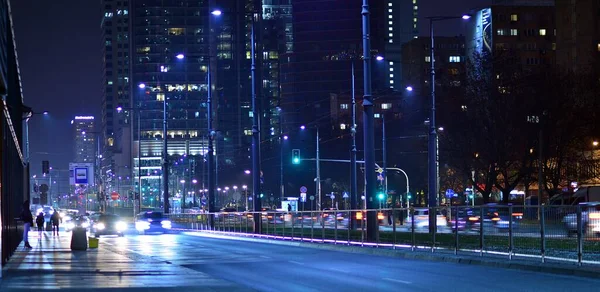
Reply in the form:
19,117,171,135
2,228,600,291
98,231,598,291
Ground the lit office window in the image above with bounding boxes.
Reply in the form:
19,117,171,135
511,14,518,21
425,56,431,62
510,29,518,36
539,29,547,36
381,103,392,110
388,3,392,6
449,56,461,63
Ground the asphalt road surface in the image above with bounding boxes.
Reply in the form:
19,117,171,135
94,232,600,292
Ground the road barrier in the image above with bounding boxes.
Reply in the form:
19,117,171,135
164,205,600,266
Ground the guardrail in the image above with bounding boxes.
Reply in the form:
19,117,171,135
164,205,600,266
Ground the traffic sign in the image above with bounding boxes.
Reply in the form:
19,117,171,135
342,192,349,199
300,192,307,202
300,186,307,193
309,195,315,201
376,168,384,174
330,194,335,200
111,191,119,200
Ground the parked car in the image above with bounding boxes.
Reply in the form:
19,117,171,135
90,214,127,237
135,211,172,234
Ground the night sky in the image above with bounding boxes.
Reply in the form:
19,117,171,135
11,0,488,173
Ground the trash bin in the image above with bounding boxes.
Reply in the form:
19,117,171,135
70,227,88,251
88,237,99,249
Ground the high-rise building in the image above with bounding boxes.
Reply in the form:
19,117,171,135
384,0,419,90
72,116,96,163
100,0,131,195
555,0,600,72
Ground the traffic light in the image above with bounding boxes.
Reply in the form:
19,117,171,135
42,160,50,174
260,193,264,198
377,191,385,201
292,149,301,164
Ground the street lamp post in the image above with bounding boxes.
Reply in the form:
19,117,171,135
350,60,358,229
426,14,471,233
361,0,377,241
249,9,262,234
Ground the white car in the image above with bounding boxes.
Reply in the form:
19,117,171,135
405,208,448,230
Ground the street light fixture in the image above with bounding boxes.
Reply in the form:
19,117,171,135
138,83,146,89
425,14,471,233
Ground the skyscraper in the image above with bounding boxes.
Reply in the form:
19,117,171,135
100,0,131,195
72,116,96,163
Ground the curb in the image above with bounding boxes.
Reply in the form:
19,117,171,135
183,230,600,279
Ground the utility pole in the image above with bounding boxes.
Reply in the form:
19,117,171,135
316,127,321,211
350,60,358,230
162,78,169,214
251,9,262,234
362,0,377,241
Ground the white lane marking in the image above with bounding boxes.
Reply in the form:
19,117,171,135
289,261,305,265
329,268,350,273
383,278,412,285
259,255,271,259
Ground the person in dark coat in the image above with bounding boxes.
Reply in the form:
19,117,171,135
51,211,61,236
20,200,33,248
36,212,45,237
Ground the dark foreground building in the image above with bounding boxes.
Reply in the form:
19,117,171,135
0,0,27,270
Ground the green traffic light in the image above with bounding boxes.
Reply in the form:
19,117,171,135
293,157,300,164
377,193,385,200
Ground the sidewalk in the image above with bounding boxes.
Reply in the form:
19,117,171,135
0,231,245,291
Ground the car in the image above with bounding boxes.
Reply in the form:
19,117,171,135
135,211,172,234
405,208,448,230
64,215,90,232
562,202,600,237
90,214,127,237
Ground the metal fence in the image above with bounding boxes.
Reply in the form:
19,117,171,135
164,205,600,266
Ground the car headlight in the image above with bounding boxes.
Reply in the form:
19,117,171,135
66,222,75,230
81,222,90,228
95,223,105,230
161,220,172,229
135,221,150,231
116,221,127,231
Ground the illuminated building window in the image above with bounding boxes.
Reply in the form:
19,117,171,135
389,15,392,19
553,43,557,51
157,93,164,101
168,28,185,35
388,9,392,13
425,56,431,62
108,138,114,147
388,3,392,6
374,113,381,118
389,27,393,31
389,74,394,78
449,56,461,63
388,33,393,37
249,111,253,118
388,21,393,25
389,80,394,84
340,124,346,130
389,39,393,43
340,104,349,110
510,14,518,21
107,81,113,85
381,103,392,110
497,29,505,36
539,29,546,36
597,43,600,51
510,29,518,36
244,130,252,136
389,61,394,66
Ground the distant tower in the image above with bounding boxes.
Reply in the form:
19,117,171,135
72,116,96,163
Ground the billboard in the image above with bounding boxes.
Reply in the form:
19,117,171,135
467,8,493,61
69,163,94,186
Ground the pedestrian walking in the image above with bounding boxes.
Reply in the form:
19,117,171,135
51,210,61,236
36,212,45,237
20,200,33,248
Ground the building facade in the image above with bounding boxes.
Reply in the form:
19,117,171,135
0,0,27,269
72,116,96,163
466,3,556,69
100,0,132,198
555,0,600,72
